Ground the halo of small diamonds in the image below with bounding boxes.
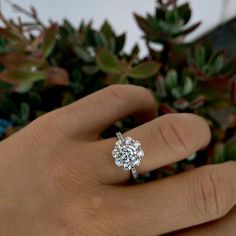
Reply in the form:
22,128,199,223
112,135,144,171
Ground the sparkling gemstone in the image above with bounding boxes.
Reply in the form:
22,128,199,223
133,141,140,148
131,155,136,161
137,150,144,158
115,159,123,167
134,159,141,166
125,137,132,144
112,149,118,158
124,163,132,170
115,140,122,146
112,135,144,172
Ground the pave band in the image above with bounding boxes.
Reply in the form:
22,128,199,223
112,132,144,179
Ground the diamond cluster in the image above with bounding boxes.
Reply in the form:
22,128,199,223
112,136,144,171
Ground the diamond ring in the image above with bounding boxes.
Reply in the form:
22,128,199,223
112,132,144,179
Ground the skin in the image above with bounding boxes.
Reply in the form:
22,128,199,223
0,84,235,236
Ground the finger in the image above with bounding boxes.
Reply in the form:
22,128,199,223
96,113,211,183
114,162,236,235
172,206,236,235
50,85,157,139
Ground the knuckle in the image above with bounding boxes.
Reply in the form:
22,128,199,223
36,113,60,136
104,85,127,104
15,115,62,156
31,112,71,144
157,114,191,155
24,116,47,142
21,116,49,150
191,166,232,220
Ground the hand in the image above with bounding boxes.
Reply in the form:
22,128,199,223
0,85,235,236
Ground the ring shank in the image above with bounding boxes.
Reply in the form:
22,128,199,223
116,132,125,142
131,167,138,179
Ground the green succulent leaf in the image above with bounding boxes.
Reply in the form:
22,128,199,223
20,102,30,122
74,47,93,63
165,9,178,24
176,22,201,37
171,87,182,99
194,46,206,70
130,44,140,56
182,77,194,96
0,53,44,69
155,8,165,19
225,141,236,161
93,31,108,48
128,61,160,79
178,3,191,24
15,81,34,93
115,33,126,53
61,19,76,36
45,67,70,86
211,54,224,74
0,28,23,41
133,13,150,34
41,23,58,58
82,65,98,75
96,48,123,74
165,69,178,89
213,143,225,163
101,21,114,39
0,70,45,83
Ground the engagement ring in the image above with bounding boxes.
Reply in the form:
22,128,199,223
112,132,144,179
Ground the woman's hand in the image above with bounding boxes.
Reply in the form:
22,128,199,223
0,85,235,236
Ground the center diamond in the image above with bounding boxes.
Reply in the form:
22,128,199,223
112,136,144,171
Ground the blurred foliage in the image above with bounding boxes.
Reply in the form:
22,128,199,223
0,0,236,180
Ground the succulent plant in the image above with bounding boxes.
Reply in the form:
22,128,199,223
0,0,235,180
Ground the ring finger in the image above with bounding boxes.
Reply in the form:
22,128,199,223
95,113,211,184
